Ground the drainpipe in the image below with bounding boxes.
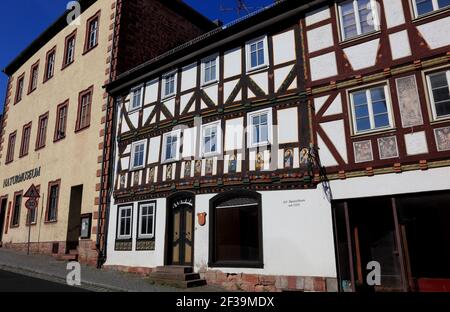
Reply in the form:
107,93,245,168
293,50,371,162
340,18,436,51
96,0,120,268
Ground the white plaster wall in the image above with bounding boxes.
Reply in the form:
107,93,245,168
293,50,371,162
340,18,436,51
331,167,450,200
182,126,197,158
148,136,161,164
274,65,293,92
343,39,379,70
317,134,338,167
417,17,450,49
223,79,239,102
272,30,296,65
278,107,299,144
128,111,139,129
305,6,330,26
250,71,269,94
383,0,405,28
307,24,334,53
224,47,242,78
144,79,159,104
193,189,337,277
181,63,197,92
106,198,167,268
389,30,411,60
203,84,218,104
320,120,348,163
225,117,244,151
309,52,338,81
404,131,428,155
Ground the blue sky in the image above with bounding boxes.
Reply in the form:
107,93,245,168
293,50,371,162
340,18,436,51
0,0,274,112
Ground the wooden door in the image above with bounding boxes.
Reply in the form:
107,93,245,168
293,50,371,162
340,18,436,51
168,197,194,266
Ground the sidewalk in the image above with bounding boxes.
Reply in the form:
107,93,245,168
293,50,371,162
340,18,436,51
0,248,224,292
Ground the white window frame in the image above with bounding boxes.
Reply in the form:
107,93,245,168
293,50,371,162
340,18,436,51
117,205,133,240
349,84,394,135
130,139,147,170
162,130,181,163
162,71,177,99
412,0,450,18
201,120,222,157
245,36,269,73
247,108,273,148
138,202,156,239
337,0,380,41
201,54,219,86
129,85,143,112
426,69,450,121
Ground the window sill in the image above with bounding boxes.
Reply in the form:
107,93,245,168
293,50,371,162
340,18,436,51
202,152,221,158
27,88,36,95
43,76,54,84
249,141,271,149
128,106,141,113
162,158,179,164
19,153,29,159
61,60,75,71
9,224,19,229
137,236,155,241
26,223,37,227
162,94,176,102
129,166,145,172
83,44,98,56
430,116,450,125
339,30,381,48
75,125,90,133
201,80,219,88
35,145,46,152
351,127,396,139
246,64,269,75
5,159,13,165
412,7,450,24
116,237,132,241
53,136,66,143
44,220,58,224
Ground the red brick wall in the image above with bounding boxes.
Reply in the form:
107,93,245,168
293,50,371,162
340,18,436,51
114,0,215,76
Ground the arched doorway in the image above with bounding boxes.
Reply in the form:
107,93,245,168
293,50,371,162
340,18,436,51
166,192,195,266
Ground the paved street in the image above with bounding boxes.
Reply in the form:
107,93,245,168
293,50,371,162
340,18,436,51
0,269,88,292
0,248,224,292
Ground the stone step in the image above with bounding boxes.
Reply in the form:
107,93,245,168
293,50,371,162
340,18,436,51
155,266,193,274
149,277,207,288
149,271,201,281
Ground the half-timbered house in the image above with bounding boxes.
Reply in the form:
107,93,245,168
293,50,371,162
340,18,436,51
302,0,450,292
105,0,338,291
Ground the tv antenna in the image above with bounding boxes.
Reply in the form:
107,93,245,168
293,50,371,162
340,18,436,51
219,0,267,18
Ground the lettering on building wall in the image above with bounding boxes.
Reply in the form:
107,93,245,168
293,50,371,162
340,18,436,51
3,167,41,188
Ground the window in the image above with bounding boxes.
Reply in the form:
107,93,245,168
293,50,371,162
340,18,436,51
6,131,17,164
350,84,393,134
412,0,450,17
162,130,181,162
20,123,32,157
117,205,132,240
11,191,22,227
63,31,76,67
46,181,60,222
338,0,379,41
76,86,93,131
27,186,40,226
28,61,39,93
36,113,49,150
138,202,155,239
209,190,263,268
85,12,100,52
130,140,147,170
426,70,450,120
163,72,177,98
44,47,56,81
202,55,218,85
246,36,268,72
15,74,25,103
129,86,142,111
54,101,68,141
201,121,222,156
247,108,272,147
